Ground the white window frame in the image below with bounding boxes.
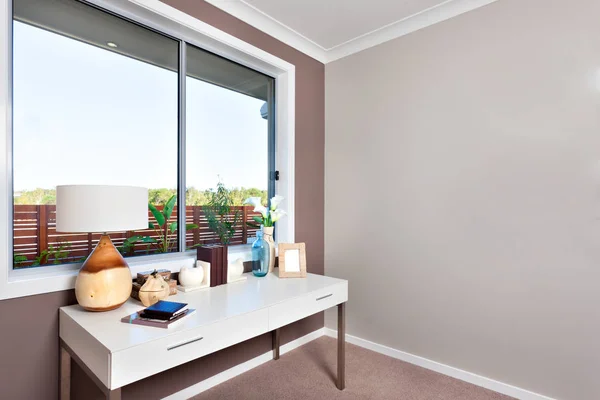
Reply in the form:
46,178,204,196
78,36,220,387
0,0,295,300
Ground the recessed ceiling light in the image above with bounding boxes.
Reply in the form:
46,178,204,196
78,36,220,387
106,42,118,48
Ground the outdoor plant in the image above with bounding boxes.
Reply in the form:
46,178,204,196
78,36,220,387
32,241,72,266
203,182,241,245
244,195,287,227
121,194,198,254
13,253,28,268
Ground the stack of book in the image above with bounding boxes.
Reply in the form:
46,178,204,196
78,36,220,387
197,245,227,286
121,300,196,329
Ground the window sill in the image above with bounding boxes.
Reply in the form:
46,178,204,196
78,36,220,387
1,244,255,301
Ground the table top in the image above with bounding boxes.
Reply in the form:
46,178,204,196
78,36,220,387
60,273,346,352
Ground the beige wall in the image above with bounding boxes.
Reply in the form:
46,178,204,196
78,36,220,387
325,0,600,399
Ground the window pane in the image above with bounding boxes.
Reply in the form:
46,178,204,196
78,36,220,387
185,44,274,247
12,0,179,268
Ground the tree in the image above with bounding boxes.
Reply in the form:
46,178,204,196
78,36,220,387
186,187,208,206
13,186,268,206
148,188,176,205
203,182,241,245
14,188,56,205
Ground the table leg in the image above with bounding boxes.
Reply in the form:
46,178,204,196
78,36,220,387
337,302,346,390
60,346,71,400
272,328,280,360
108,388,121,400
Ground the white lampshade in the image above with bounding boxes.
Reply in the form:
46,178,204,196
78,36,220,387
56,185,148,233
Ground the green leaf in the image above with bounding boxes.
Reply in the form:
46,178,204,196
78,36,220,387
123,235,142,246
140,236,157,244
252,216,263,225
163,194,177,220
186,223,198,230
13,255,27,262
148,222,155,229
148,203,165,226
169,222,177,233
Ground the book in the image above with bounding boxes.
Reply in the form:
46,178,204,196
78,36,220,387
197,246,219,287
139,310,186,321
121,309,196,329
222,245,228,285
197,245,230,286
215,245,223,285
140,308,188,321
142,300,188,319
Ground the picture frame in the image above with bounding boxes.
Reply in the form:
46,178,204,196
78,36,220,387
277,243,307,278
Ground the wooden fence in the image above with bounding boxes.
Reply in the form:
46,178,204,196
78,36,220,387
13,204,261,268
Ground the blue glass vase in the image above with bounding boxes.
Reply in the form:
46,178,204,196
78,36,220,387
251,230,270,277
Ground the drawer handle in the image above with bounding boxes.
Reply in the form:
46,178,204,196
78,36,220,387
167,336,204,351
316,293,333,301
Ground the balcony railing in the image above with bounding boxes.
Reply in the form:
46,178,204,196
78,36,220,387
13,204,261,268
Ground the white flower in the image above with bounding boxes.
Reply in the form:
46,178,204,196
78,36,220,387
270,209,287,222
254,205,268,218
244,197,263,208
270,195,284,210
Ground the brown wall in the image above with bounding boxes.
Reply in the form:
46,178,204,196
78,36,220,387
0,1,324,399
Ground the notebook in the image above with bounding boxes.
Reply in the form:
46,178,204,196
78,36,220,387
121,309,196,329
142,300,188,320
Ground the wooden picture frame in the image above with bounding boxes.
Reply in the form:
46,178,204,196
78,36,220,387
278,243,307,278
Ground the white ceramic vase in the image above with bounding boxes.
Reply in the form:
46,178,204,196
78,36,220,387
179,266,204,287
228,258,245,282
262,226,276,273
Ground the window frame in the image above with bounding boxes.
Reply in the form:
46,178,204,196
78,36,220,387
0,0,296,300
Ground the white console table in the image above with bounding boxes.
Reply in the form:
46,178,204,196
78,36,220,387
59,273,348,399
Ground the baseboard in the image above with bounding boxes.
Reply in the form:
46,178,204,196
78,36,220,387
324,328,554,400
162,328,325,400
162,326,554,400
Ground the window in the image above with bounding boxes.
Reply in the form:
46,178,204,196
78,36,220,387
185,43,275,247
10,0,274,269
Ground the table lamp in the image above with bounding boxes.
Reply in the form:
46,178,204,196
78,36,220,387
56,185,148,312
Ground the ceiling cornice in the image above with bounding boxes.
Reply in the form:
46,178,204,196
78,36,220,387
205,0,329,63
205,0,500,64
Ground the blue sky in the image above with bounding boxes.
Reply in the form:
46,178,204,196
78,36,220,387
12,21,269,192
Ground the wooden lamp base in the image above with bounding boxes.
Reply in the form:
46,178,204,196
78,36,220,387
75,234,132,312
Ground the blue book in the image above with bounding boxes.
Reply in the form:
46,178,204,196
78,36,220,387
142,300,188,320
121,309,195,329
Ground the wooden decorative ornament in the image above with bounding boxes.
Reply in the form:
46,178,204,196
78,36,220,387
138,270,171,307
75,235,132,312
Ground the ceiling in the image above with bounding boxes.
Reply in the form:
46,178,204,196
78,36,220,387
204,0,500,63
15,0,272,100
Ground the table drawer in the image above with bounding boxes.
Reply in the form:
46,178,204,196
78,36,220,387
268,281,347,330
110,308,269,389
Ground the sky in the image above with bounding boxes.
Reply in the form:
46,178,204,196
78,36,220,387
12,21,269,192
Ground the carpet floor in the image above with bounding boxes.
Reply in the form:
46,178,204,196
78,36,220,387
193,336,513,400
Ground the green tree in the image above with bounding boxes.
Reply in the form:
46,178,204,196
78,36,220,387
186,187,208,206
203,182,241,245
13,186,267,206
148,188,177,205
14,188,56,205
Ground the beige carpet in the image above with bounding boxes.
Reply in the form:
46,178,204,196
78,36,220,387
193,336,513,400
